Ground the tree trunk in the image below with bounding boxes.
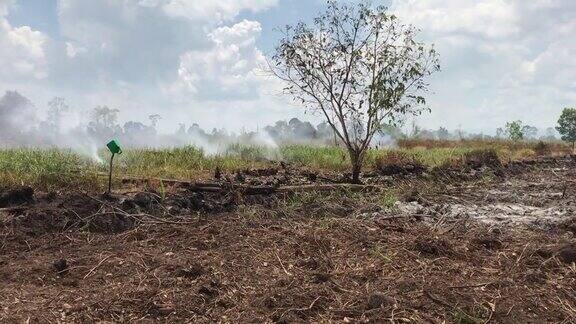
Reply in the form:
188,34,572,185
349,150,364,184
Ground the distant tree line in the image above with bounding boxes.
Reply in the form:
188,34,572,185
0,90,567,152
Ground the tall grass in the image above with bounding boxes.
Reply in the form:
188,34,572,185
0,149,100,190
0,139,562,190
398,138,570,154
113,146,268,179
280,145,349,170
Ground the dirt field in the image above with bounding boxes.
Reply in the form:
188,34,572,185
1,156,575,323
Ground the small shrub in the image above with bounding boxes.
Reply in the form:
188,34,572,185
512,148,536,160
461,149,502,169
374,151,426,176
534,141,551,156
376,151,413,166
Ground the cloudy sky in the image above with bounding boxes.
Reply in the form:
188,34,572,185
0,0,574,134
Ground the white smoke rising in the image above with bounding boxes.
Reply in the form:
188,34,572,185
1,91,394,163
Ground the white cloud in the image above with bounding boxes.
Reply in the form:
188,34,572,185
210,19,262,46
0,2,48,80
53,0,277,89
169,20,274,101
65,41,86,58
158,0,278,22
393,0,520,39
391,0,576,132
1,0,574,134
43,0,291,131
0,0,10,16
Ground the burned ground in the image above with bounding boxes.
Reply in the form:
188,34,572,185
0,156,575,323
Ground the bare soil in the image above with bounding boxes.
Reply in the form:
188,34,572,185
397,156,576,230
1,157,575,323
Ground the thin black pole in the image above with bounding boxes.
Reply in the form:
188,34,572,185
108,153,115,194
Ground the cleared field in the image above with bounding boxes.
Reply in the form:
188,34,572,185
1,149,575,323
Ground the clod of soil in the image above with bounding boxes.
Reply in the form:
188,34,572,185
365,293,395,310
87,213,135,234
414,237,453,256
53,258,68,275
214,166,222,180
131,192,159,208
473,237,503,250
374,151,429,177
557,243,576,264
177,263,204,279
0,186,34,207
311,272,331,284
199,283,219,298
244,168,279,177
524,269,546,284
303,171,318,182
14,208,77,236
535,247,554,258
378,163,427,176
235,172,246,183
561,218,576,235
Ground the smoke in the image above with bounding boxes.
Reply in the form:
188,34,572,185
15,90,557,162
0,90,559,162
0,91,38,139
0,92,105,163
0,91,401,163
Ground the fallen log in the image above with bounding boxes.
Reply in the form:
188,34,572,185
277,184,381,193
99,173,383,194
97,173,212,187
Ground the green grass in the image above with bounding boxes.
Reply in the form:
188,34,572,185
380,189,398,208
280,145,349,170
113,146,268,180
0,141,548,191
0,149,101,191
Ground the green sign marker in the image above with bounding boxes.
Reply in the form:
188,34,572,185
107,140,122,154
106,140,122,194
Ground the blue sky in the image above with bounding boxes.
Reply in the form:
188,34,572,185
8,0,59,38
0,0,574,134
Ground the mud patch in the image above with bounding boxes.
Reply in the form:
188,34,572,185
86,213,136,234
557,243,576,264
9,207,78,235
0,186,34,207
414,237,453,256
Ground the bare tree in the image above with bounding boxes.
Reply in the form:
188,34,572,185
270,1,439,182
46,97,69,133
89,106,121,140
149,114,162,129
